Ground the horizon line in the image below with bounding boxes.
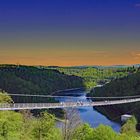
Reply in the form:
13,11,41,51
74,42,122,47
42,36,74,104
0,63,139,67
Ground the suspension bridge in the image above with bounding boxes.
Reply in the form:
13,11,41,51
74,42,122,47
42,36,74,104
0,93,140,110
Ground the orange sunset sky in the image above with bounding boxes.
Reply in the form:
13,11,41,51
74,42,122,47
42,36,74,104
0,0,140,66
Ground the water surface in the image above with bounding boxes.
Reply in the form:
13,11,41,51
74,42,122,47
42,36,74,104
56,89,121,132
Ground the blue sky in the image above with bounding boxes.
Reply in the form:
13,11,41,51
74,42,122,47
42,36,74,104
0,0,140,65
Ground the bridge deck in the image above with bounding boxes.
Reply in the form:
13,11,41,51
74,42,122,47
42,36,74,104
0,98,140,110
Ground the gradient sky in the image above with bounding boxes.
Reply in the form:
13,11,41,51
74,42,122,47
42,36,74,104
0,0,140,66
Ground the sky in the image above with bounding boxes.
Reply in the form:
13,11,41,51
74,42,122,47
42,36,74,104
0,0,140,66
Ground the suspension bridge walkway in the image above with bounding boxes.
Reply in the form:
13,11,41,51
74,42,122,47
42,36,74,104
0,96,140,110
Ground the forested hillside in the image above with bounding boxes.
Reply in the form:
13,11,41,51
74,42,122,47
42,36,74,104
90,69,140,97
0,65,84,103
89,69,140,123
53,66,136,89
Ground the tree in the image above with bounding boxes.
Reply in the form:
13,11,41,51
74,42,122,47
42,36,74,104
19,110,34,140
92,125,118,140
62,109,82,140
0,92,13,103
72,123,93,140
32,112,62,140
0,111,23,140
121,116,138,137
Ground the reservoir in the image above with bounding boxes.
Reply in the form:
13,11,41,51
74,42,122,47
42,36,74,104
56,89,121,132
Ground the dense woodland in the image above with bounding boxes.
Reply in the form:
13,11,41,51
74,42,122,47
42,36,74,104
88,69,140,123
0,92,140,140
54,66,137,89
0,65,84,103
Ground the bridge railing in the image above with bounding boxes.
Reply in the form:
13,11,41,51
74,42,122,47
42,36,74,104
0,97,140,110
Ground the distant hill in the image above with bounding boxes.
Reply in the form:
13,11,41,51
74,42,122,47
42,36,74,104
38,64,140,69
90,64,140,69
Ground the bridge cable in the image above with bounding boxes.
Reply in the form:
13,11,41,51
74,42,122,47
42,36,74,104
6,93,140,100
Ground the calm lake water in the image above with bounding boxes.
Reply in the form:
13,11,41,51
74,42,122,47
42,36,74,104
56,89,121,132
